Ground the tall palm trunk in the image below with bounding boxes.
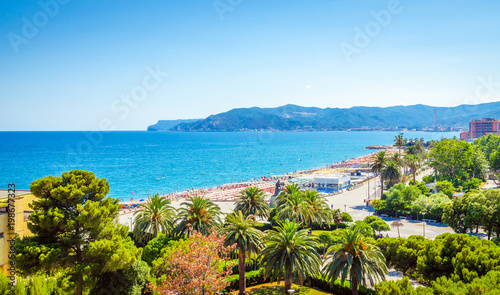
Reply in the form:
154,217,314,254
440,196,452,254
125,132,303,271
238,248,246,295
351,275,358,295
284,266,292,295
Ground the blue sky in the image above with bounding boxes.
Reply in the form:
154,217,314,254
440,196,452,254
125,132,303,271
1,0,499,131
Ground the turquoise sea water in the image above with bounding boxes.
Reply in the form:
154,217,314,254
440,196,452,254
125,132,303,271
0,131,457,200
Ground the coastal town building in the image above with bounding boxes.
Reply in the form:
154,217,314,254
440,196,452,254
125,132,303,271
313,174,351,193
460,118,500,140
0,189,35,274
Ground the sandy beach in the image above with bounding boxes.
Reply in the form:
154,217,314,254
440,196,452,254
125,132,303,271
118,163,455,240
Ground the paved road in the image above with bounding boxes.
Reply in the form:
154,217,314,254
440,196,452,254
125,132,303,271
326,177,454,239
119,176,455,239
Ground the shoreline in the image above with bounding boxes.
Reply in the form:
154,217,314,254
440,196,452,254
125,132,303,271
118,146,398,214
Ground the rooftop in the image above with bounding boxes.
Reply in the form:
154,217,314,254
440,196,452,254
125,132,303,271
0,189,32,199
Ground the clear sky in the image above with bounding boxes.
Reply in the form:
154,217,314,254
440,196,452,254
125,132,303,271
1,0,499,131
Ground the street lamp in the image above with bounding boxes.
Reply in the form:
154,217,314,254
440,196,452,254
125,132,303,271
128,216,133,230
344,204,347,212
422,212,426,238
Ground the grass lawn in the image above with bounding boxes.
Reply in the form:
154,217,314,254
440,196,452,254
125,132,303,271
231,282,331,295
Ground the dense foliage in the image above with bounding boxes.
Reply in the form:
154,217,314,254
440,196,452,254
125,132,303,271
428,139,487,188
443,189,500,238
323,227,388,295
260,220,321,292
16,170,142,295
133,194,175,243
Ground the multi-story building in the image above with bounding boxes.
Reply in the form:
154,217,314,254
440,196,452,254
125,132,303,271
0,189,35,275
460,118,500,140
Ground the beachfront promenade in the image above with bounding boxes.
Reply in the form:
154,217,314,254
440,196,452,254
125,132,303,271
117,175,455,240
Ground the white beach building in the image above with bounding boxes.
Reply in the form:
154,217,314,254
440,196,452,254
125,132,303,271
313,174,351,193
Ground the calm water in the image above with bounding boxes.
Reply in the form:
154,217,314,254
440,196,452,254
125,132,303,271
0,131,457,200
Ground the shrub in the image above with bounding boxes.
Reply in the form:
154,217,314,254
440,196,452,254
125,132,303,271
422,175,434,184
0,273,68,295
225,267,268,291
142,232,177,266
308,275,375,295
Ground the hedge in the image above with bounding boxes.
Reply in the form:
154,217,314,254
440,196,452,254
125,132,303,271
225,268,268,291
224,269,375,295
307,275,375,295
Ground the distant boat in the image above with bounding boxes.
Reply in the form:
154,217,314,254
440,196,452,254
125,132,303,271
298,159,302,161
201,172,205,174
280,163,284,165
155,178,160,181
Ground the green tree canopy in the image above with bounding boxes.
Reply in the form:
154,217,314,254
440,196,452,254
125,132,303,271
175,195,222,236
416,233,500,283
428,139,487,186
376,235,427,277
276,190,312,226
17,170,142,295
323,227,388,295
435,180,455,198
381,161,402,188
234,186,270,219
219,211,263,295
141,232,177,266
260,220,321,294
411,193,452,219
133,193,176,243
384,183,421,215
363,216,390,234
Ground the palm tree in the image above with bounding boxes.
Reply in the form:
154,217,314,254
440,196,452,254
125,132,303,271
175,195,222,236
133,194,176,243
370,151,387,197
405,154,420,184
322,227,388,295
332,208,343,227
391,220,404,237
275,183,301,208
220,211,263,295
234,186,270,220
303,190,332,230
381,161,402,188
391,152,403,165
261,220,321,294
277,191,312,226
394,134,404,153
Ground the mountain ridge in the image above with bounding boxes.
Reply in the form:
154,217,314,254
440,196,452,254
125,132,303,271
148,102,500,131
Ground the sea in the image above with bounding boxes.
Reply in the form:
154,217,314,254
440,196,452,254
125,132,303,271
0,131,458,200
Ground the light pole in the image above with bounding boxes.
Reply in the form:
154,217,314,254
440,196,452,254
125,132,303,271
367,178,370,200
344,204,347,212
422,212,426,238
128,216,133,230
